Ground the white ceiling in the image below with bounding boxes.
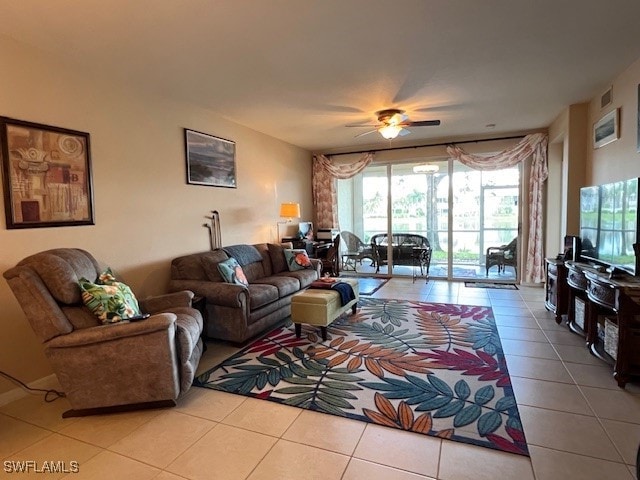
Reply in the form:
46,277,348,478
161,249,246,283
2,0,640,153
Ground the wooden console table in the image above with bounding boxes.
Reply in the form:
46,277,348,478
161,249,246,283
544,258,568,324
583,270,640,388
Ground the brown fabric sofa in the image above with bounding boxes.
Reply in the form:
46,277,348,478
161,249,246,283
169,243,320,343
3,248,203,416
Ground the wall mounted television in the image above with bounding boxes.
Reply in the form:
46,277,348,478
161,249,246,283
579,177,640,275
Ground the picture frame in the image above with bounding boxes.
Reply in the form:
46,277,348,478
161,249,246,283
0,117,94,229
593,108,619,149
184,128,237,188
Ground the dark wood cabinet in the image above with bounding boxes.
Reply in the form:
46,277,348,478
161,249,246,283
545,258,568,324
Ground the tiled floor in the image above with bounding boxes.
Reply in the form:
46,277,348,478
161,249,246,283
1,279,639,480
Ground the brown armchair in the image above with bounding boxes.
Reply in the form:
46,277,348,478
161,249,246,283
3,248,204,417
486,238,517,276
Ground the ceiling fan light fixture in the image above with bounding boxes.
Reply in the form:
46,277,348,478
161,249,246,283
379,124,401,139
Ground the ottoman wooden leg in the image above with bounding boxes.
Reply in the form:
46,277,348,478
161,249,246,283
321,326,327,341
295,323,301,338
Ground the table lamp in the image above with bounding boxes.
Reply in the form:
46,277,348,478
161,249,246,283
277,202,300,241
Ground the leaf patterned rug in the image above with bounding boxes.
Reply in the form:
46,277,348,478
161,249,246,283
195,297,529,456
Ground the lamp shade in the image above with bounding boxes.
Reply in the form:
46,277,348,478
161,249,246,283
279,202,300,218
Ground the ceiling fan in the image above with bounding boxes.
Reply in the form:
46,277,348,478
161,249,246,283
346,109,441,139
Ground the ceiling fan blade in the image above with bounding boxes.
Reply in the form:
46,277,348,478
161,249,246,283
354,129,378,138
398,128,411,137
404,120,441,127
345,124,381,128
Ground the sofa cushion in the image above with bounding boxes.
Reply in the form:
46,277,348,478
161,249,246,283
201,249,229,282
253,275,300,297
217,258,249,287
268,243,288,274
246,284,279,310
284,249,313,271
276,269,318,288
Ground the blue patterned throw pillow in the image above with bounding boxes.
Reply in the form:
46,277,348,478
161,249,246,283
217,257,249,287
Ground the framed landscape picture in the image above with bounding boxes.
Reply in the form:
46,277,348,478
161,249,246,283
593,108,619,149
184,129,237,188
0,117,94,229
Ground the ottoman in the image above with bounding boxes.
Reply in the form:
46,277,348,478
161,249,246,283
291,278,359,341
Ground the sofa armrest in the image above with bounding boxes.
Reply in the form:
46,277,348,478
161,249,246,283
45,314,176,349
139,290,194,313
310,259,322,276
169,279,248,309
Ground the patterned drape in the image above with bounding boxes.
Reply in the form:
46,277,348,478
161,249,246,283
312,153,374,229
446,133,549,283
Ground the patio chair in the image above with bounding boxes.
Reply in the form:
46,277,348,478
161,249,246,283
339,231,374,271
486,238,517,276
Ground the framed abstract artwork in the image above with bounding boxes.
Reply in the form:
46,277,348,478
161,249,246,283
184,129,237,188
0,117,94,229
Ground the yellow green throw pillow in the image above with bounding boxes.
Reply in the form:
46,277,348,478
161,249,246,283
79,268,141,324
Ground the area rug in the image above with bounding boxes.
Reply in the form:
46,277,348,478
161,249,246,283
195,298,529,456
341,276,389,295
429,266,478,278
465,282,518,290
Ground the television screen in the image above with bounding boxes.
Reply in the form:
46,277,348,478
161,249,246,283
579,178,639,275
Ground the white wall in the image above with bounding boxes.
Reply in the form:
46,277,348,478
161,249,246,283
0,36,312,395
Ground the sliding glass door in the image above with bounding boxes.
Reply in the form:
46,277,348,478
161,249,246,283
337,158,521,281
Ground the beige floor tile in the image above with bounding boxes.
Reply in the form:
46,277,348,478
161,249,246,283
490,298,525,307
353,424,440,478
518,405,622,461
629,465,637,477
58,408,162,448
536,317,568,331
564,363,622,390
196,342,241,374
8,433,100,479
528,445,633,480
530,308,557,321
0,394,79,432
505,356,573,383
109,411,215,469
282,409,365,455
342,458,435,480
497,325,549,342
488,306,532,317
61,450,160,480
580,387,640,424
493,316,541,329
247,439,349,480
222,397,300,436
439,441,534,480
152,473,186,480
601,419,640,465
457,297,492,307
166,423,276,480
543,329,589,347
0,413,52,458
500,339,560,360
423,295,457,304
553,344,603,366
511,377,593,415
175,388,245,422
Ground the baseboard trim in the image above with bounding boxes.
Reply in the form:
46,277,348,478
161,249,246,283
0,374,59,407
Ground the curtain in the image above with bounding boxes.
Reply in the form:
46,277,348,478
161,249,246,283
446,133,549,283
312,153,374,229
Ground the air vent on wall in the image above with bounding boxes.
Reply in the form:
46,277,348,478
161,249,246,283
600,87,613,109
